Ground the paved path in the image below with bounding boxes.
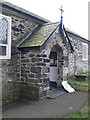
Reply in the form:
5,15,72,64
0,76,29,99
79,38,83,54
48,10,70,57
2,91,88,118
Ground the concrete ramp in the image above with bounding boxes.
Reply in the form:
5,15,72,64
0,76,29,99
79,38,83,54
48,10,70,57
62,81,75,93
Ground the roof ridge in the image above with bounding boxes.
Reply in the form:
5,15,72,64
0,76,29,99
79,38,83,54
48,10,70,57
0,0,50,23
43,22,60,26
66,28,88,41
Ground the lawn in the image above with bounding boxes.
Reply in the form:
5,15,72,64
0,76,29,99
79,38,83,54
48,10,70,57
65,72,90,119
68,76,88,91
65,102,88,119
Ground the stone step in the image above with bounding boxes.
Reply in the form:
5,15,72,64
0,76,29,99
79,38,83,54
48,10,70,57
47,89,66,99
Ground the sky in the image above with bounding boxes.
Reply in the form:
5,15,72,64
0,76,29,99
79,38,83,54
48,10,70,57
5,0,89,39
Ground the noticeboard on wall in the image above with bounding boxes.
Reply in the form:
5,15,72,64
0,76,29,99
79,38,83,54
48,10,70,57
50,52,57,67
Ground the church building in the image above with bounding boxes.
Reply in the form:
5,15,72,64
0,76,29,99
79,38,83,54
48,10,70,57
0,1,88,105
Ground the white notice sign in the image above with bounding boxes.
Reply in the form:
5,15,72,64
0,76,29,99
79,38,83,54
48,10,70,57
62,81,75,93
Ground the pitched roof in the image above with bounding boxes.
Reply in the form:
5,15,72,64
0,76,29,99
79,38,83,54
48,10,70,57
19,22,59,47
66,28,88,42
0,0,50,24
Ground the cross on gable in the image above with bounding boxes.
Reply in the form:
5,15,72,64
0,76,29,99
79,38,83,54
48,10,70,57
59,6,64,22
59,6,64,29
59,6,64,17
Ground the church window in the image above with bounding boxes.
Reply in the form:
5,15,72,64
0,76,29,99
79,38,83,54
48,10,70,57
0,14,11,59
82,43,88,60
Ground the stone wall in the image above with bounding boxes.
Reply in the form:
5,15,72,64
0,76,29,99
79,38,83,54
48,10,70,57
44,32,69,82
0,60,2,118
17,31,88,101
2,54,21,105
2,9,38,105
18,30,69,100
2,11,37,46
68,35,88,75
18,48,50,100
11,15,37,46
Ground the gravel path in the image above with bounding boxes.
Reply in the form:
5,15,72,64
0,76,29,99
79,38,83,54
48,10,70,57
2,91,88,118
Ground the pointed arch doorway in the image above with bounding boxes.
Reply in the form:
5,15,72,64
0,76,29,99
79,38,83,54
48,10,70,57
49,44,63,90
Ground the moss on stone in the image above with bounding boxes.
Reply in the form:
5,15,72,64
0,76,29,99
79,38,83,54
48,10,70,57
19,22,59,47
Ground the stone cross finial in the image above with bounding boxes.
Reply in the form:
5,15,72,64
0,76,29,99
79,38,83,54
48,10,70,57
59,6,64,28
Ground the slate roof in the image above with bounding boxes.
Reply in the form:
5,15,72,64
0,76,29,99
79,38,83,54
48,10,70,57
0,0,50,24
19,22,60,47
66,28,88,42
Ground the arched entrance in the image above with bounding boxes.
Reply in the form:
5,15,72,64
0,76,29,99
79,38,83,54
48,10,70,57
49,44,63,90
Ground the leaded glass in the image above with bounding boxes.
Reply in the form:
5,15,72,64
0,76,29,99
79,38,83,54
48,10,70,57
0,18,8,44
0,46,6,56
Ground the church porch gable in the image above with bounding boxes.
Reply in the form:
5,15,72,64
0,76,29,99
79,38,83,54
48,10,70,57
18,26,69,100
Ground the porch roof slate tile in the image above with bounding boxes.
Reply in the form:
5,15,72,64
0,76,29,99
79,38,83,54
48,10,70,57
19,22,60,47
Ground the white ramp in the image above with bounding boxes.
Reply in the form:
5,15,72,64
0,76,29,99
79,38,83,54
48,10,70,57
62,81,75,93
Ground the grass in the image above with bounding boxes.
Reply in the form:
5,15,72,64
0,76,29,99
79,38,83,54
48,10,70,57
65,72,90,119
66,104,88,118
68,76,88,91
68,71,90,91
65,102,89,119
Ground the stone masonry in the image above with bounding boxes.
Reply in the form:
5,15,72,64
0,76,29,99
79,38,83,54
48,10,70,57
0,1,89,105
18,48,50,100
67,33,88,75
1,3,39,105
18,29,69,100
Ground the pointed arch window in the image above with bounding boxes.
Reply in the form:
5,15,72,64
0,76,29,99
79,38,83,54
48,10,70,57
0,14,11,59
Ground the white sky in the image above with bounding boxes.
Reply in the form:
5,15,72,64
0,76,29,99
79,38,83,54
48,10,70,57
5,0,89,39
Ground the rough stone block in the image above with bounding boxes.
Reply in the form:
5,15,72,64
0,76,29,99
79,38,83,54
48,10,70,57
36,62,46,66
35,54,47,57
39,91,47,99
43,59,50,63
21,59,29,63
18,24,25,29
29,54,35,57
21,77,25,82
28,73,34,78
36,74,47,78
21,68,27,77
41,67,50,73
40,78,49,82
62,56,68,61
12,26,19,32
27,78,38,83
32,58,42,62
25,86,39,100
31,67,41,73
